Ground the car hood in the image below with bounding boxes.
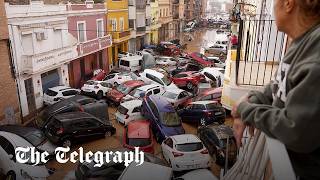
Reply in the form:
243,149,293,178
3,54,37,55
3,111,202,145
37,140,57,155
20,163,49,178
161,125,185,137
166,83,178,90
109,89,125,98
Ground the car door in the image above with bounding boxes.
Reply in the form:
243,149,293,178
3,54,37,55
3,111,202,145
162,138,174,162
131,106,143,120
100,82,112,94
71,120,93,139
0,136,14,175
190,104,205,121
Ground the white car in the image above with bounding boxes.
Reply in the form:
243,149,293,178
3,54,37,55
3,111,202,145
139,69,178,90
122,84,164,102
176,169,218,180
200,67,225,87
118,52,135,59
205,44,227,55
156,56,177,66
0,131,50,179
207,56,226,68
43,86,80,105
161,89,191,108
115,99,144,125
81,80,113,99
103,72,139,86
161,134,211,171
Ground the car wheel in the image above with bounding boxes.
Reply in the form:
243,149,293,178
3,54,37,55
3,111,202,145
62,139,71,148
6,171,16,180
186,82,193,90
200,118,206,126
105,131,112,137
97,91,103,100
114,82,119,86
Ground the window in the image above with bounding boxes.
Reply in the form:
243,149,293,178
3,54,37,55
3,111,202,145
176,143,203,152
75,120,97,129
119,18,124,32
132,106,141,113
129,19,135,29
160,9,162,17
77,22,86,42
174,73,187,78
111,19,117,32
45,89,58,96
62,90,79,96
153,88,160,94
97,19,104,38
164,138,173,148
101,82,112,88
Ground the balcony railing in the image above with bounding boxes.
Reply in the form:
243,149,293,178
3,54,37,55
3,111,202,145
235,18,285,86
136,26,146,32
112,30,130,42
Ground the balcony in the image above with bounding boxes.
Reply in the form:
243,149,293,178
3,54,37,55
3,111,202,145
22,46,77,74
112,31,131,43
136,26,146,36
173,13,179,19
172,0,179,4
77,35,112,56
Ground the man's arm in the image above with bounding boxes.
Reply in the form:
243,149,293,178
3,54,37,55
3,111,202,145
237,62,320,153
247,83,273,105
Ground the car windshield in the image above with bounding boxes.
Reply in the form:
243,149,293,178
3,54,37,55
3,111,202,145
25,130,47,147
130,89,145,98
176,142,203,152
161,112,181,126
118,105,128,115
127,138,151,147
45,89,58,96
162,91,178,99
117,84,131,94
206,103,219,109
219,69,225,74
161,75,172,86
129,73,138,80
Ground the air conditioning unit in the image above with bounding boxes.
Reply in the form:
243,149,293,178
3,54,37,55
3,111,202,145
35,31,48,41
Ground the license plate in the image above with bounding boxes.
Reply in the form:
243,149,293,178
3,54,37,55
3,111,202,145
215,112,222,115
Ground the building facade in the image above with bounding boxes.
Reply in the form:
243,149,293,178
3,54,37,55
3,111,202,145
106,0,130,69
184,0,194,22
172,0,184,38
67,1,112,88
158,0,173,41
0,0,20,124
150,0,161,44
5,1,78,120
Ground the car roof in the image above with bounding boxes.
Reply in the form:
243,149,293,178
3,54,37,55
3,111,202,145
127,120,150,138
53,112,96,122
171,134,201,144
121,99,142,109
143,69,165,78
0,125,41,137
207,125,234,139
123,80,144,87
164,88,185,94
48,86,72,92
190,100,218,105
120,55,143,61
137,84,161,91
0,131,33,147
203,67,224,72
149,95,175,112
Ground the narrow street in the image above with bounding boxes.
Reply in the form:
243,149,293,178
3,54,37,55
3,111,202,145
46,28,233,179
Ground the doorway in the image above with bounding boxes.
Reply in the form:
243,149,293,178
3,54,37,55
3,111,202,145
24,78,36,115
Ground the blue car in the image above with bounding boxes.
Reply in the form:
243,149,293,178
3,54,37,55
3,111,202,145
178,101,226,126
141,95,185,143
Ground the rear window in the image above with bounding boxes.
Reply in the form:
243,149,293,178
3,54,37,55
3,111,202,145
127,138,151,147
120,60,129,67
118,105,128,115
26,131,46,146
206,103,219,110
176,142,203,152
161,112,181,126
84,81,97,85
162,91,177,99
46,89,58,96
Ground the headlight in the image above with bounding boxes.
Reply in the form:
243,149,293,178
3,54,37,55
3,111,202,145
21,169,33,180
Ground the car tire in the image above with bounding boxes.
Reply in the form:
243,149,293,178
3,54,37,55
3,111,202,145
62,139,71,148
6,171,16,180
114,82,119,86
97,91,103,100
105,131,112,137
186,82,193,90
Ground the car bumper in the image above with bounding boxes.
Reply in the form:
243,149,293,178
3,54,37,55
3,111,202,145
81,90,97,97
171,158,211,171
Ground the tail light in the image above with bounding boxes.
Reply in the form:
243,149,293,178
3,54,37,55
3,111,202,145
201,149,209,154
172,151,184,157
205,111,212,116
94,86,99,89
56,127,64,135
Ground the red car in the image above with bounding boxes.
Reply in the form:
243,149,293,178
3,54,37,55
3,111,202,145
171,71,205,90
107,80,144,104
123,120,154,153
184,87,222,106
188,52,214,67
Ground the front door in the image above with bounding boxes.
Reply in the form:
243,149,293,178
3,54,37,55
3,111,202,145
24,78,36,115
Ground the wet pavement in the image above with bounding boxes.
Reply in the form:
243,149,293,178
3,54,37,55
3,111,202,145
47,28,233,179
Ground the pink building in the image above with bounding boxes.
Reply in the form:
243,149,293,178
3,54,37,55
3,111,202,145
67,1,112,88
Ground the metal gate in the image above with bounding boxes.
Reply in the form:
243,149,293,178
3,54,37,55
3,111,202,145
41,69,60,93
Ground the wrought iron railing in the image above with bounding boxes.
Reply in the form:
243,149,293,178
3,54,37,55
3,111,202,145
235,19,286,86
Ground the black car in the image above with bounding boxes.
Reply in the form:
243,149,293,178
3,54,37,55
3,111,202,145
197,125,237,167
36,95,108,129
75,148,167,180
44,112,116,147
178,101,225,126
0,125,57,155
170,63,203,76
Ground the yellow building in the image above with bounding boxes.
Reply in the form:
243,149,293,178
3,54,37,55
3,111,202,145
150,0,161,44
106,0,131,68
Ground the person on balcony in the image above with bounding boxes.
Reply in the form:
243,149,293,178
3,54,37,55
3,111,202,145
232,0,320,179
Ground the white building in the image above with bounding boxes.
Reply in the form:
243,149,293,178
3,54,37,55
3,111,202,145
6,1,78,119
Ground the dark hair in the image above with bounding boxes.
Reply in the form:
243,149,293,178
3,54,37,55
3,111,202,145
296,0,320,17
